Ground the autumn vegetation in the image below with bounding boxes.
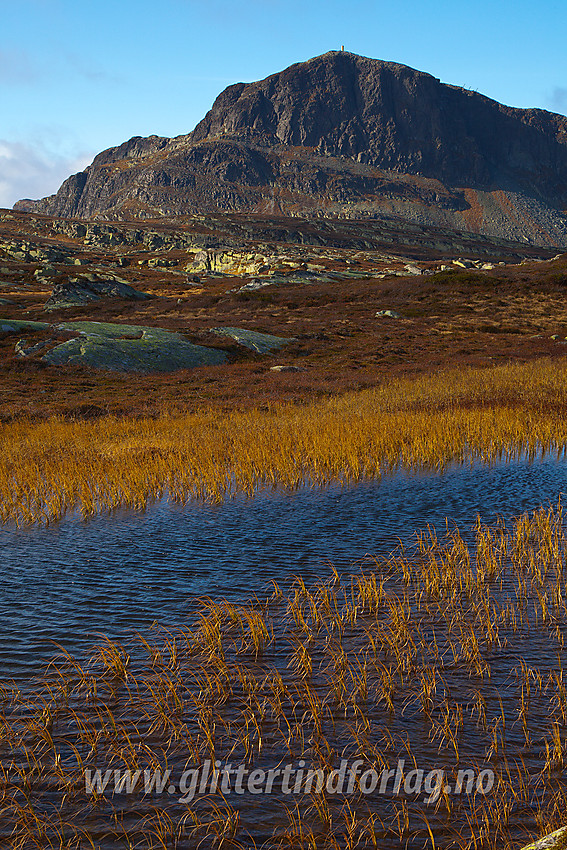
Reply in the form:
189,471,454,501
0,355,564,529
2,501,567,847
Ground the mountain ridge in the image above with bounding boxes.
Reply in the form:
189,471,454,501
15,51,567,248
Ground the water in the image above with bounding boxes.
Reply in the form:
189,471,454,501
2,454,567,848
1,453,566,682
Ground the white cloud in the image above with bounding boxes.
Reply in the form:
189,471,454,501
0,140,94,209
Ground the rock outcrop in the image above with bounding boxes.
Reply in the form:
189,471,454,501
44,273,152,311
14,52,567,247
191,249,269,276
41,321,228,372
209,327,296,353
0,319,228,373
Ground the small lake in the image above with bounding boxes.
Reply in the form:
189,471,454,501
1,452,566,683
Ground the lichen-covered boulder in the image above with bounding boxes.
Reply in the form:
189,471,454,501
45,274,153,311
210,326,296,353
42,321,227,373
191,249,268,276
0,319,49,334
375,309,401,318
520,827,567,850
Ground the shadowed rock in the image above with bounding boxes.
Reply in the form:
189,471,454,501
45,274,153,311
15,337,54,357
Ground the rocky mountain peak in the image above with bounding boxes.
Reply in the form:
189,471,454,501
190,51,441,150
189,50,567,191
13,52,567,248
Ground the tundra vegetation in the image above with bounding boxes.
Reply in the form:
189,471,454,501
1,357,567,526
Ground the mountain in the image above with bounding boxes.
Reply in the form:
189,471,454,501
14,51,567,247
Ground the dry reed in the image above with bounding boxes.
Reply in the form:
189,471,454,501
2,357,567,525
1,504,567,847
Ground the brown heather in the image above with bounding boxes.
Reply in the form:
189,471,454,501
1,356,567,526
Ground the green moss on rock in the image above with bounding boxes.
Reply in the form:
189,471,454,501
210,326,296,353
43,322,227,373
0,319,50,333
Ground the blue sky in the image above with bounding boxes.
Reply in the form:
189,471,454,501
1,0,566,208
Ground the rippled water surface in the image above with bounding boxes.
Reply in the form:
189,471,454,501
1,454,567,681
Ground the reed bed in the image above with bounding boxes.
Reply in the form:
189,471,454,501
3,357,567,525
2,505,567,848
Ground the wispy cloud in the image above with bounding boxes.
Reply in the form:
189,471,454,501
0,47,124,87
0,49,40,85
548,87,567,115
60,50,124,85
0,140,94,208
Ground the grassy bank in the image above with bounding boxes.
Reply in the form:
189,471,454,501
2,357,567,525
2,505,567,848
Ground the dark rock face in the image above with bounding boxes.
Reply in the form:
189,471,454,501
14,52,567,247
191,52,567,191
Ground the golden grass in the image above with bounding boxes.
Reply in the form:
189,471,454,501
2,356,567,525
2,505,567,847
